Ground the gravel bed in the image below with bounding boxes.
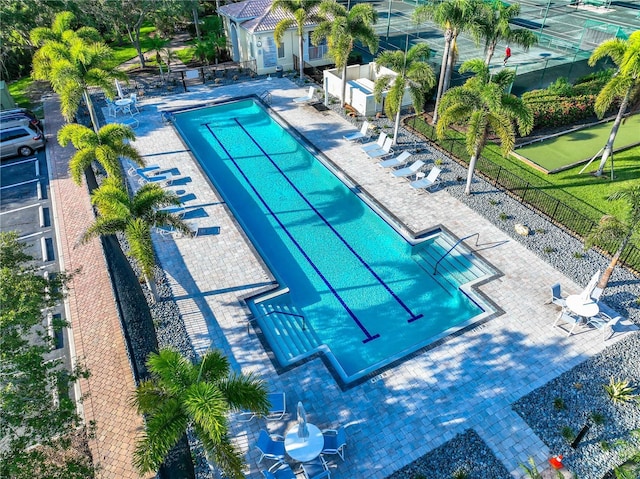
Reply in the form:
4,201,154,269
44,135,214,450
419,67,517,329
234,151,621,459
385,429,511,479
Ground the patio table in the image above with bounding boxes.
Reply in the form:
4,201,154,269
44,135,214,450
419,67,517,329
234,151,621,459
566,294,599,320
284,423,323,463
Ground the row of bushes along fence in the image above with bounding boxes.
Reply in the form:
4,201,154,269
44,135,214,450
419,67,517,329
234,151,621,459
408,117,640,274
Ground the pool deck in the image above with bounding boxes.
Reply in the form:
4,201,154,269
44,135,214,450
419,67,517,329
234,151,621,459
107,78,635,478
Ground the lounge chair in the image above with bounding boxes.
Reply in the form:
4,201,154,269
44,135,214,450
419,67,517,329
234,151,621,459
293,86,315,104
549,283,566,307
379,151,412,168
392,160,425,179
553,307,582,336
301,456,330,479
361,132,387,152
237,392,286,422
262,461,296,479
586,311,620,341
343,121,370,142
409,167,441,190
255,430,286,463
128,164,160,177
137,171,174,186
365,137,394,159
321,426,346,460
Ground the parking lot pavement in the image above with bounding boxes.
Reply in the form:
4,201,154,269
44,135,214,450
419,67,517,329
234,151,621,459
0,150,72,389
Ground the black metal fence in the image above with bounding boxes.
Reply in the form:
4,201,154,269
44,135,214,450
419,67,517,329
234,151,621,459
409,117,640,274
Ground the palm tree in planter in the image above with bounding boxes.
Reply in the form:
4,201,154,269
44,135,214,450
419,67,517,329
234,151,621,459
586,30,640,177
148,35,170,83
585,185,640,290
31,11,125,131
81,178,192,299
478,0,537,66
58,122,144,186
131,348,270,478
312,0,379,107
437,59,533,195
373,43,436,145
272,0,324,80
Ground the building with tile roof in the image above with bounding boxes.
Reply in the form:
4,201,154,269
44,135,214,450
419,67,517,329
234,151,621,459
218,0,332,75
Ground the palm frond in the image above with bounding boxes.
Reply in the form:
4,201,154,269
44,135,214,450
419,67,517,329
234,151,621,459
68,150,97,185
147,349,198,392
80,217,127,243
198,350,231,383
196,427,246,479
125,219,155,280
218,372,270,415
184,382,229,443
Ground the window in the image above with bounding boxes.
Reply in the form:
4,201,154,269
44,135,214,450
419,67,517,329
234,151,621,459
277,41,285,59
1,128,29,142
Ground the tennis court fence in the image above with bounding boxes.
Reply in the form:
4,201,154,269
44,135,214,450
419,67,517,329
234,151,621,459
409,118,640,275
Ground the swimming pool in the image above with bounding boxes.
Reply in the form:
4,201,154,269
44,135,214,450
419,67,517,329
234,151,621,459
172,98,497,386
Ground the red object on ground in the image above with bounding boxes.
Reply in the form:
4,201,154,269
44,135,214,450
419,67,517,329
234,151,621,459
505,46,511,58
549,455,564,469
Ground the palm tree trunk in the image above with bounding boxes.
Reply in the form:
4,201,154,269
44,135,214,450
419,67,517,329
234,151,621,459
192,6,201,41
595,88,630,177
597,232,631,289
299,33,305,79
485,41,497,65
465,152,479,195
340,62,348,107
145,275,158,303
83,90,100,135
393,106,401,145
432,30,452,125
442,32,459,95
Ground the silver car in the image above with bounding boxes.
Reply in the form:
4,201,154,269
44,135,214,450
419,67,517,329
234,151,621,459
0,119,45,159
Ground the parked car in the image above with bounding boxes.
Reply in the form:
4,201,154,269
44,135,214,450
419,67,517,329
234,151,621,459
0,107,41,129
0,118,45,159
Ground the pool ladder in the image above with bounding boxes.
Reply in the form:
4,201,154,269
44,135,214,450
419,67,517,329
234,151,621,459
433,232,480,275
259,90,272,105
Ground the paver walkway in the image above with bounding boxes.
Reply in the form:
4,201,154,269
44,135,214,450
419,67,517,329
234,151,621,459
45,97,151,479
108,79,635,478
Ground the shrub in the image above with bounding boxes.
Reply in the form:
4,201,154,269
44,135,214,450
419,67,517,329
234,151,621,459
561,426,575,442
523,94,597,129
604,377,638,404
553,397,566,410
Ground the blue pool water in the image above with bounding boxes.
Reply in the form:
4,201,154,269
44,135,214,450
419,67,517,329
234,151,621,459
172,99,495,385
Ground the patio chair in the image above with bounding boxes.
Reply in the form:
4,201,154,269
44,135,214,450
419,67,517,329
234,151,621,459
262,461,296,479
106,98,120,117
238,392,286,422
129,93,140,114
343,121,370,142
321,426,346,461
392,160,425,179
365,137,394,159
301,455,330,479
553,307,582,336
293,86,315,104
410,167,441,191
379,151,412,169
585,311,620,341
590,286,603,302
361,132,387,152
255,429,286,463
549,283,566,307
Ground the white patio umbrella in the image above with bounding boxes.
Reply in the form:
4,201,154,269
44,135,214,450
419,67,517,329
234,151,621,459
580,270,601,301
296,401,309,439
115,79,125,99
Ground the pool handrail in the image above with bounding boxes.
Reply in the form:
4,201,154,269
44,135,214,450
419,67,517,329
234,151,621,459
433,232,480,275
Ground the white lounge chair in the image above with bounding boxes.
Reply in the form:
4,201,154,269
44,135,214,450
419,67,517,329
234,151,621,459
361,132,387,152
365,137,394,159
293,86,315,104
392,159,425,179
343,121,370,142
410,167,441,190
379,151,412,168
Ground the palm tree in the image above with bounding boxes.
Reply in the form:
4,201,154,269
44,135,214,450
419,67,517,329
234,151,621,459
81,177,192,297
587,30,640,177
312,1,379,107
131,348,270,478
373,43,436,144
413,0,480,124
437,59,533,195
272,0,324,79
478,0,537,66
585,185,640,290
30,11,125,131
148,35,169,82
57,123,144,186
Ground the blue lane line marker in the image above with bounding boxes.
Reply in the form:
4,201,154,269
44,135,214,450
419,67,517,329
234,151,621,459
233,118,423,324
203,123,380,344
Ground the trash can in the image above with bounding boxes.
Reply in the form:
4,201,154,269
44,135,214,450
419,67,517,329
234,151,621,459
275,65,283,78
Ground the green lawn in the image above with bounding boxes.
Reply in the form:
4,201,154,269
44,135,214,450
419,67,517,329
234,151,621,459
516,114,640,172
410,117,640,224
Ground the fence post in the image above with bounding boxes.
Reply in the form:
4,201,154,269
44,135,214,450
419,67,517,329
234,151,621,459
521,183,529,202
551,200,560,223
494,166,501,187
